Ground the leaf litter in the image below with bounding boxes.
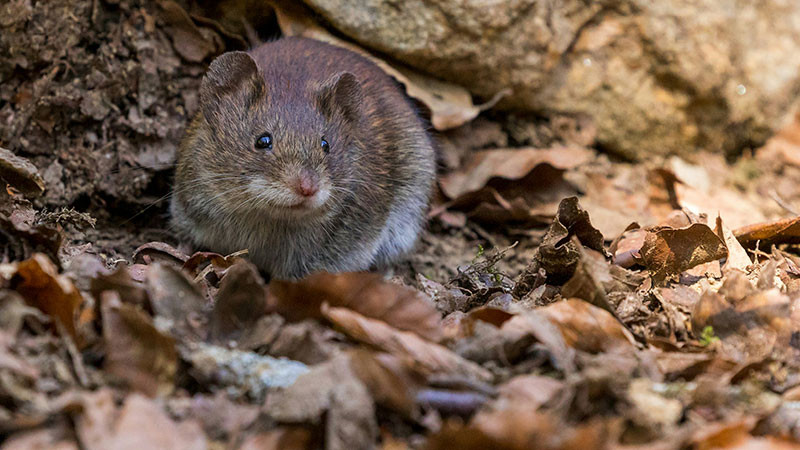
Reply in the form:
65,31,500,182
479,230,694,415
3,0,800,449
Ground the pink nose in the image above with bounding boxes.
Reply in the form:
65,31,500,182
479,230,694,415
292,171,319,198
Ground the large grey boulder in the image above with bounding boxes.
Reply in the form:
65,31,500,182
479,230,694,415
301,0,800,158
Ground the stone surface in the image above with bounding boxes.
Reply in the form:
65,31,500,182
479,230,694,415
300,0,800,158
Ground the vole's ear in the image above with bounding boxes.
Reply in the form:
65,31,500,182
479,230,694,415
316,72,364,125
200,51,266,123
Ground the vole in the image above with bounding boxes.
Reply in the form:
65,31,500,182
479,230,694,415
170,37,436,279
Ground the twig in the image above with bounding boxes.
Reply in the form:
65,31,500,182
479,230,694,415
768,189,798,216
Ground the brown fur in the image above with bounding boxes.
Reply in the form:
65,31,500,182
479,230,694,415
170,37,436,279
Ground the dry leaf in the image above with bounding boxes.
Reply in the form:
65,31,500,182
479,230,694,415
494,374,564,411
156,0,217,62
539,299,636,353
0,147,45,197
714,216,752,272
209,261,269,346
12,253,84,345
266,354,377,450
132,241,189,266
348,350,425,417
734,217,800,247
322,304,492,382
426,410,614,450
144,263,209,341
101,292,177,397
497,311,577,373
269,272,442,342
639,223,728,282
439,147,591,225
516,197,606,293
91,266,149,310
239,428,313,450
73,389,207,450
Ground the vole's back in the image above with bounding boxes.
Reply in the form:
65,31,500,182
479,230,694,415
171,37,436,279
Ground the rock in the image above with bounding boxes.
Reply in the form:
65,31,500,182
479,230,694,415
300,0,800,158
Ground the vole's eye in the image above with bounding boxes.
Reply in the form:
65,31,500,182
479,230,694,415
321,138,330,154
255,133,273,150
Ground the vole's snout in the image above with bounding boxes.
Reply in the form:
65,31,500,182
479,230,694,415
290,169,320,198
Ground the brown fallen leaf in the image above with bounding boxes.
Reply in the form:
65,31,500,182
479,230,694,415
734,216,800,247
268,0,488,130
652,351,714,381
639,223,728,282
183,250,248,282
266,353,376,450
516,197,606,293
561,244,628,316
12,253,84,345
714,216,752,272
1,422,78,450
101,292,177,397
496,310,577,372
348,349,425,417
0,147,45,197
692,287,795,364
132,241,189,267
756,111,800,167
668,156,767,230
538,299,636,354
72,389,207,450
494,374,564,411
440,147,591,200
144,263,209,341
90,266,149,310
156,0,218,63
171,392,260,443
611,225,647,268
439,147,592,225
209,261,269,346
322,304,492,382
578,167,677,239
269,272,442,342
239,427,314,450
0,206,62,268
426,410,615,450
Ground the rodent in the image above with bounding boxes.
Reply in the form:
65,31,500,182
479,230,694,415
170,37,436,280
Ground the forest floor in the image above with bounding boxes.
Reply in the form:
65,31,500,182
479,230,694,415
1,1,800,449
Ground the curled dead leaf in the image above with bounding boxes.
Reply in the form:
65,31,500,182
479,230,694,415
101,292,177,397
144,263,209,341
0,147,44,197
639,223,727,282
539,299,636,354
734,216,800,247
73,389,207,450
516,197,606,293
266,353,377,450
132,241,189,266
209,261,269,346
322,304,492,382
269,272,441,342
156,0,219,62
12,253,84,345
439,147,591,225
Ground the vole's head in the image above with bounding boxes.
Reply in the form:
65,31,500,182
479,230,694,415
193,51,366,220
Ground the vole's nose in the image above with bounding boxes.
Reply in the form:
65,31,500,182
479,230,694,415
291,170,319,198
